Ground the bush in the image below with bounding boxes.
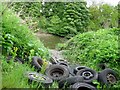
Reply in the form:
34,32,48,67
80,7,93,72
1,7,49,60
88,4,118,31
10,2,90,37
1,5,49,88
41,2,90,37
58,28,120,72
11,2,42,19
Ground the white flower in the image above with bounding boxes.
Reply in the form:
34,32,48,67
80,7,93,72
40,10,42,13
50,9,52,11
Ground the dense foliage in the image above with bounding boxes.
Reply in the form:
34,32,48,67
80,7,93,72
1,5,49,88
1,2,120,89
11,2,90,37
10,2,118,37
11,2,42,18
57,28,120,73
2,57,32,88
1,7,49,61
41,2,90,37
88,4,118,31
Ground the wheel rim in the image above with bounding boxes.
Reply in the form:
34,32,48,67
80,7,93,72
107,74,116,84
82,71,93,79
50,68,64,78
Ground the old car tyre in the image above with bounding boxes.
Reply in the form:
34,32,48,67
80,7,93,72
57,61,69,67
76,68,98,83
68,64,81,76
24,71,53,87
7,56,24,64
45,64,69,81
98,68,118,85
70,82,97,90
31,56,43,71
58,76,84,88
73,66,88,75
57,58,68,63
97,63,107,70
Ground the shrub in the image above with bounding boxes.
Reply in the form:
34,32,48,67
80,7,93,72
1,5,49,88
41,2,90,37
88,4,118,31
11,2,42,18
10,2,90,37
1,7,49,60
58,28,120,72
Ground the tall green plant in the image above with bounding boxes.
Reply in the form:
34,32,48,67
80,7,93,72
41,2,90,37
88,4,118,31
58,28,120,72
2,7,49,60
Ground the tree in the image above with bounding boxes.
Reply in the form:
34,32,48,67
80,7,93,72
41,2,90,37
88,3,118,31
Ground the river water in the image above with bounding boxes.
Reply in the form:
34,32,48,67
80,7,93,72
35,33,66,49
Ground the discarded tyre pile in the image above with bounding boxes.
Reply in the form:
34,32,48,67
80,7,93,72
25,56,118,90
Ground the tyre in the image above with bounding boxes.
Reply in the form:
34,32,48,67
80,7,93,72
24,71,53,87
31,56,43,71
98,68,118,85
58,76,84,88
97,63,107,70
68,64,81,76
76,68,98,83
70,82,97,90
57,61,69,67
57,58,68,63
7,56,24,64
45,64,69,81
73,66,88,75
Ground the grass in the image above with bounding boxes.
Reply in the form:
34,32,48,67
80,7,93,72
1,4,49,88
2,5,49,60
2,56,32,88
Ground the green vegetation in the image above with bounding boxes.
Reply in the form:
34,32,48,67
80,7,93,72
57,28,120,72
40,2,90,37
2,56,31,88
2,7,49,60
10,2,118,37
11,2,90,38
88,4,118,31
1,1,119,89
1,4,49,88
10,2,42,32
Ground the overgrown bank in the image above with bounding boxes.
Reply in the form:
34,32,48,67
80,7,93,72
57,28,120,73
11,2,90,38
2,8,49,60
1,6,49,88
57,27,120,87
1,2,120,89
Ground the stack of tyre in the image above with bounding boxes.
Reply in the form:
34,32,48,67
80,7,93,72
25,56,118,90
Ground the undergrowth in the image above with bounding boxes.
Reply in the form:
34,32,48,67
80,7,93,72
2,5,49,60
57,28,120,72
1,4,50,88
